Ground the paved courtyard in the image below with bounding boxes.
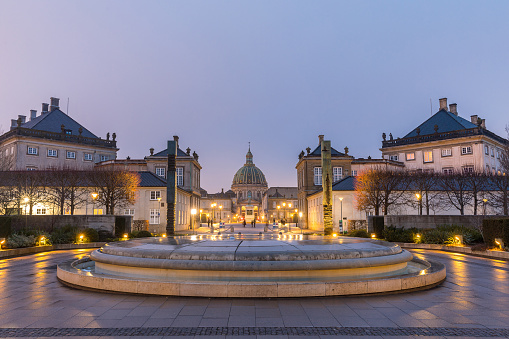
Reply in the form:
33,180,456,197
1,246,509,338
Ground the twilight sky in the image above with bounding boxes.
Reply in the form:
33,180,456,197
1,1,509,193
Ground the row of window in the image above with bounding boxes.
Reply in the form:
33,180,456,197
26,146,109,162
389,146,474,163
155,167,184,186
313,167,343,185
484,145,501,159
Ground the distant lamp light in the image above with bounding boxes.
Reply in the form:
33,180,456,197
333,233,337,237
191,209,197,215
91,192,98,200
162,234,167,238
123,233,128,240
371,233,376,239
23,197,29,203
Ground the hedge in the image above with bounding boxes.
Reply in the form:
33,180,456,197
0,216,12,238
482,218,509,248
372,216,384,238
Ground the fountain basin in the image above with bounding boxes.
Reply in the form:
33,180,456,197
57,235,445,297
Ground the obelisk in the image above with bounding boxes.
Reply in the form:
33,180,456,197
166,139,177,235
321,140,333,234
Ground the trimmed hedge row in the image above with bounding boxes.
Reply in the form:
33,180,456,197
482,218,509,248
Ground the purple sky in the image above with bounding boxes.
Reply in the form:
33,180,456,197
1,1,509,193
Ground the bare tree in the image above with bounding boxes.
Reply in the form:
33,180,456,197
488,173,509,215
88,169,140,215
437,172,472,215
463,171,489,215
354,167,408,215
406,171,443,215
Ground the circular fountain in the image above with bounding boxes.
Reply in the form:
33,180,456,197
57,234,445,297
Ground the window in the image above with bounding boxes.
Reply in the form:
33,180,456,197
64,129,72,135
47,149,58,157
497,150,501,159
84,153,93,161
406,153,415,161
333,167,343,182
155,167,166,178
463,166,474,173
26,166,38,171
352,170,358,176
461,146,472,155
423,151,433,163
443,168,454,175
27,147,38,155
36,208,47,215
313,167,322,185
272,201,276,208
150,191,161,200
66,151,76,159
124,209,135,215
150,209,160,224
491,148,495,157
441,148,452,157
93,209,103,215
485,145,489,155
176,167,184,186
100,155,108,162
486,165,491,173
389,155,399,161
247,191,252,199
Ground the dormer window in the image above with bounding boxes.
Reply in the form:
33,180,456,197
65,129,72,135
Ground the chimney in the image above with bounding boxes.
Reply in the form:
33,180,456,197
41,103,49,114
173,135,179,148
439,98,447,111
318,134,324,145
30,110,37,121
49,97,60,111
449,103,457,116
481,119,486,129
470,115,478,124
10,119,17,128
18,115,26,124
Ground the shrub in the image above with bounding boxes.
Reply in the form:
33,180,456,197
383,226,416,243
6,233,36,248
372,216,384,239
482,218,509,248
98,229,114,242
80,228,99,243
421,225,482,245
349,229,369,238
130,230,152,238
50,225,79,244
324,227,333,236
115,216,127,237
0,216,12,238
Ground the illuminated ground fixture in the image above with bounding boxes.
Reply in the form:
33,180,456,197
58,235,446,298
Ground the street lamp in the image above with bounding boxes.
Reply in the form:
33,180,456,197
191,208,197,234
295,208,298,229
211,203,217,225
415,193,422,216
282,202,286,223
92,192,98,215
483,198,488,216
339,197,343,234
23,197,29,227
277,205,280,222
219,205,223,223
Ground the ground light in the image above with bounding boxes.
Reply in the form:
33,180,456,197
123,234,128,240
0,238,5,249
79,234,84,243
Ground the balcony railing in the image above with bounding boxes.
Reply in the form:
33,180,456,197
0,127,117,148
382,127,507,148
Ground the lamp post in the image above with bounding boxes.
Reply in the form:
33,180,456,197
277,205,280,222
219,205,223,223
211,203,216,225
339,197,343,234
199,209,203,227
23,197,29,228
92,192,98,215
415,193,422,216
191,208,197,234
483,198,488,216
295,208,298,229
282,202,286,223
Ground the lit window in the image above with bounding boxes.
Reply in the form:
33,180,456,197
155,167,166,178
47,149,58,157
461,146,472,155
93,209,103,215
84,153,93,161
150,191,161,200
150,209,160,224
177,167,184,186
423,151,433,163
333,167,343,182
441,149,452,157
314,167,322,185
352,170,358,176
100,155,108,162
406,153,415,161
66,151,76,159
27,147,38,155
124,209,135,215
443,168,454,175
389,155,398,161
36,208,47,215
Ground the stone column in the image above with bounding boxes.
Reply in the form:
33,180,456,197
166,140,177,235
321,140,333,233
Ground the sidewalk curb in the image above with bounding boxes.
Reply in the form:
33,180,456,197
0,242,106,259
397,242,509,260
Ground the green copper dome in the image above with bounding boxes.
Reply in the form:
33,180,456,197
232,147,267,186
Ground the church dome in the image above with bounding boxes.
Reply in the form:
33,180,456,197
232,147,268,186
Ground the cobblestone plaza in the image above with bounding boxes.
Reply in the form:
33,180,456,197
1,245,509,338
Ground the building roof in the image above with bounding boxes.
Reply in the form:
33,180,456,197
332,176,356,191
404,109,478,138
152,147,189,157
265,187,298,198
309,145,345,156
20,109,98,138
137,171,167,187
232,148,268,187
